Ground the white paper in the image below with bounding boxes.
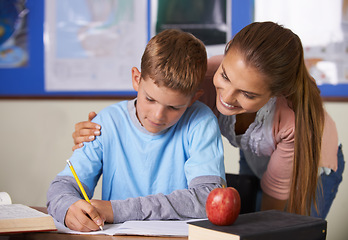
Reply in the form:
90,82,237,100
54,218,206,236
0,204,49,220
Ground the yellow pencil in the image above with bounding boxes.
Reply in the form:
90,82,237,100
66,159,103,231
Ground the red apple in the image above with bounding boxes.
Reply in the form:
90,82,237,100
205,187,241,226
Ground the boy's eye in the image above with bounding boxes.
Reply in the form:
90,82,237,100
146,97,154,102
169,106,180,111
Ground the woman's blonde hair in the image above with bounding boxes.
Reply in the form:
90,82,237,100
226,21,325,216
141,29,207,96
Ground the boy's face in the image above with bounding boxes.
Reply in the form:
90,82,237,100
132,67,196,134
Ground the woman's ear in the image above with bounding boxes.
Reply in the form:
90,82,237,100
131,67,141,91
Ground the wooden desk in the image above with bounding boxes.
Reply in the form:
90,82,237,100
0,207,188,240
0,233,187,240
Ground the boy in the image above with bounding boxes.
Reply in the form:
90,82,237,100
47,29,226,232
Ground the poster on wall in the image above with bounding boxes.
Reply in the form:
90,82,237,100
44,0,148,92
0,0,29,68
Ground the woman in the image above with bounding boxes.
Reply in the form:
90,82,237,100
72,22,344,219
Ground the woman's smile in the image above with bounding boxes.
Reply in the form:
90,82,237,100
219,95,239,110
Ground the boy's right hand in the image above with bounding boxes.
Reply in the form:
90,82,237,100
72,111,101,151
65,199,105,232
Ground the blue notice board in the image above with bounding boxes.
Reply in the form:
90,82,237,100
0,0,254,98
2,0,344,99
0,0,138,98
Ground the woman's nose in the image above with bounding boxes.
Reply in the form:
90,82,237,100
224,87,238,104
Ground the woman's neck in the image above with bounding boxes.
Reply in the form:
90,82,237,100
234,112,257,135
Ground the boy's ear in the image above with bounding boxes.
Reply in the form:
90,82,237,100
131,67,141,91
188,89,204,107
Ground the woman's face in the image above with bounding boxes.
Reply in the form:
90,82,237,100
213,49,273,116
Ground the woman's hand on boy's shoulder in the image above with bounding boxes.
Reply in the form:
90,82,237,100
72,111,100,151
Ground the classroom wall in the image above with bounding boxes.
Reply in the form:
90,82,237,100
0,99,347,239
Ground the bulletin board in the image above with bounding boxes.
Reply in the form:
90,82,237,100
0,0,254,99
8,1,346,99
0,0,142,98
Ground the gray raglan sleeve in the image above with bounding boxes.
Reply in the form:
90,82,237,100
47,175,225,224
110,175,226,223
46,175,93,224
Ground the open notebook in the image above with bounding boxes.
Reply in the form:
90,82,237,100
55,218,204,236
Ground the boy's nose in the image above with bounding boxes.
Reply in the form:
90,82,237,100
154,106,166,120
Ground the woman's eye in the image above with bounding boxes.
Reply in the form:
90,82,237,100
242,92,255,100
221,72,228,81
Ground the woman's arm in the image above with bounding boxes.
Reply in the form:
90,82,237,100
261,192,287,211
260,97,295,212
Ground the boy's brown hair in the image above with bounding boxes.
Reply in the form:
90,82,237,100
140,29,207,96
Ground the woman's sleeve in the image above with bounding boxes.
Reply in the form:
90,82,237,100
261,98,295,200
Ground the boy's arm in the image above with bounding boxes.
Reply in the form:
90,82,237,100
48,175,224,224
48,124,104,227
107,101,228,223
49,176,225,224
47,175,105,232
47,175,92,224
109,102,228,224
110,175,225,223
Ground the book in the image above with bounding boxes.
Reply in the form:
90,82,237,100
188,210,327,240
0,193,57,234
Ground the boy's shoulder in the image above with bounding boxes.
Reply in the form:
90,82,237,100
181,101,217,124
187,101,215,116
98,100,129,115
91,100,130,124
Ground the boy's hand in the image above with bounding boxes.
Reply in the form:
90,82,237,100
72,111,101,151
90,199,114,223
65,199,106,232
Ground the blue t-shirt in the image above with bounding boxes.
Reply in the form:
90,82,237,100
59,99,225,200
